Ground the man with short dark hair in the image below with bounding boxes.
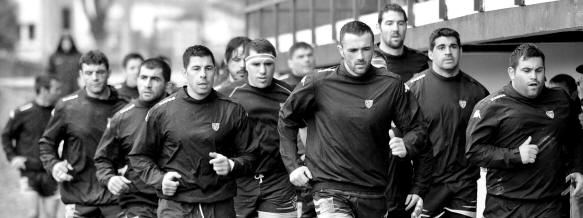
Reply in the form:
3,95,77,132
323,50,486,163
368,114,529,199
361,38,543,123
230,39,297,218
466,43,583,217
408,28,489,218
374,3,429,82
2,75,62,218
374,4,432,217
215,36,252,95
281,42,316,88
95,58,171,218
116,53,144,101
39,50,128,218
129,45,258,218
279,21,426,217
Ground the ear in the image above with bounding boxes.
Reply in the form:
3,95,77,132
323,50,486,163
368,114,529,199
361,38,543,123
337,44,344,59
287,59,293,69
428,48,434,61
507,67,515,81
376,22,381,33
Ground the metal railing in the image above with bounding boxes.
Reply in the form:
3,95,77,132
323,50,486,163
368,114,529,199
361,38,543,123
244,0,528,52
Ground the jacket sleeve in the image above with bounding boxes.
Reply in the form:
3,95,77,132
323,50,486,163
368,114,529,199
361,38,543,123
392,81,427,158
465,102,522,169
94,114,123,187
1,110,20,161
128,110,165,190
566,96,583,174
228,105,259,176
39,103,66,174
278,74,316,173
409,140,434,197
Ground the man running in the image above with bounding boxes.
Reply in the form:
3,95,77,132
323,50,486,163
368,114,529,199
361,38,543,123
115,53,144,101
466,43,583,217
215,36,252,95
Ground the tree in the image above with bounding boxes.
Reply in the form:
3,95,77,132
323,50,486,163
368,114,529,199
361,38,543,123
0,0,19,51
81,0,113,49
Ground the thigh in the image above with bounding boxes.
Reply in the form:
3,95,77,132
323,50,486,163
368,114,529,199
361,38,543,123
350,192,386,218
299,187,316,218
125,203,157,218
258,174,297,214
313,189,354,218
157,199,194,218
64,204,101,218
202,198,235,218
444,181,477,218
235,176,260,218
421,183,451,217
483,195,519,218
100,204,124,218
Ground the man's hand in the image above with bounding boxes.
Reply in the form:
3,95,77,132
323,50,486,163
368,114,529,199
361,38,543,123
289,166,312,187
10,156,26,170
107,176,131,195
389,130,407,158
567,172,583,198
51,160,73,182
405,194,423,218
162,172,181,196
209,152,233,176
519,136,538,164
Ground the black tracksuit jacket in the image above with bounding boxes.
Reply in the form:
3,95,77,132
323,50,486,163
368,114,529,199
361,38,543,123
279,62,427,193
407,69,489,183
229,80,293,175
128,88,258,203
94,99,159,208
2,102,54,177
466,84,583,200
39,87,127,205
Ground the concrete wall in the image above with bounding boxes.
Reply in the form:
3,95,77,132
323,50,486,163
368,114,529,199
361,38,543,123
461,42,583,92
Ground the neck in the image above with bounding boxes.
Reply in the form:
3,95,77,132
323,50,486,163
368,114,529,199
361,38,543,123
379,41,404,56
34,96,51,107
186,86,210,100
432,65,460,78
86,87,111,100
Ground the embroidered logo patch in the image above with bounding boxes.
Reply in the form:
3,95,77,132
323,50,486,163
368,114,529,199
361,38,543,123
212,123,220,131
546,110,554,119
472,110,481,119
459,100,467,109
365,100,373,109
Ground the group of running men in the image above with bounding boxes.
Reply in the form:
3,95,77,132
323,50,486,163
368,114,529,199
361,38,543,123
3,3,583,218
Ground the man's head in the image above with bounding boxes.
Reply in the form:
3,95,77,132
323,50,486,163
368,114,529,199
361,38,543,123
183,45,216,99
35,75,62,105
508,43,546,99
549,74,577,98
428,28,462,75
122,53,144,88
245,39,277,88
338,21,374,77
138,58,171,103
377,4,408,50
79,50,110,96
225,36,252,82
287,42,315,77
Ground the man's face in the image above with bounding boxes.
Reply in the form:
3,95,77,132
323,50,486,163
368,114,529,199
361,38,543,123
338,33,374,77
47,80,63,104
227,46,247,81
246,50,275,89
429,36,461,74
509,56,545,99
378,11,407,49
288,47,315,77
125,58,143,88
137,66,167,103
80,63,109,96
185,56,215,99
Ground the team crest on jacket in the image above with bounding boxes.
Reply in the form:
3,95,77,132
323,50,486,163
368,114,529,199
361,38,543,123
365,100,373,109
212,122,220,131
459,100,467,109
546,110,554,119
